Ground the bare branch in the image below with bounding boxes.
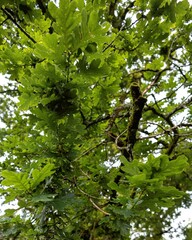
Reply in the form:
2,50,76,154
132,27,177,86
89,198,110,216
178,123,192,127
145,105,180,155
172,62,188,82
142,68,170,96
166,96,192,119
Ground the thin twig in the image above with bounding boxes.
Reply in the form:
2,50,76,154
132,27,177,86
115,129,128,150
142,68,170,96
145,105,180,155
172,62,188,83
73,140,106,162
76,184,101,200
1,7,36,43
166,95,192,118
89,198,110,216
103,16,143,53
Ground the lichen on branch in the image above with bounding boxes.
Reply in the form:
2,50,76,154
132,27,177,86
127,83,147,160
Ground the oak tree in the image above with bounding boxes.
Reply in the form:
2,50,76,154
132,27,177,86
0,0,192,239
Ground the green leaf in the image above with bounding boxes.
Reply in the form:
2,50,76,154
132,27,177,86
18,92,41,110
147,154,162,170
158,186,184,197
81,8,88,38
48,1,59,19
88,10,98,33
111,207,133,218
121,158,140,176
162,155,189,176
146,56,164,70
108,181,121,193
169,0,176,22
31,194,56,203
30,163,55,188
128,173,147,186
1,170,30,191
52,193,84,211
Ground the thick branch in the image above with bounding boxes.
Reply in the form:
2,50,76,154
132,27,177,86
108,0,118,17
108,1,135,30
179,123,192,127
36,0,47,15
109,85,147,200
127,84,147,160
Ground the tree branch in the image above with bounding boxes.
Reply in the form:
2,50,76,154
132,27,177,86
80,104,130,130
166,95,192,119
73,140,106,162
0,89,18,94
1,7,36,43
89,198,110,216
103,16,142,53
145,105,180,155
36,0,47,15
142,68,170,96
127,83,147,160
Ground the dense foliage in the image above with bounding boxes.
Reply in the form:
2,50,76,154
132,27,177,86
0,0,192,239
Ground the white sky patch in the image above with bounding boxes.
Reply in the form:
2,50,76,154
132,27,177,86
164,202,192,240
